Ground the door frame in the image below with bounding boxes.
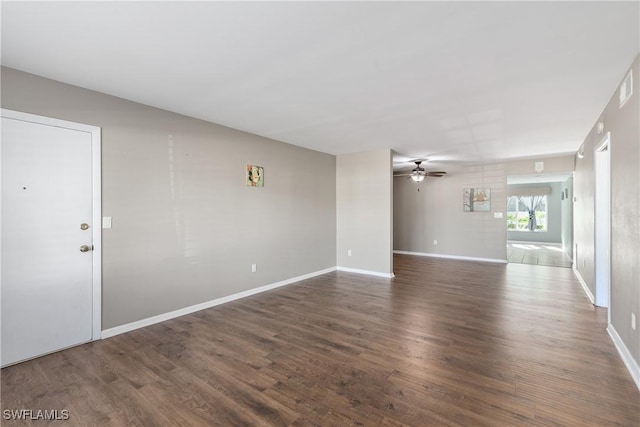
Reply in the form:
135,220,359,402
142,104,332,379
594,131,611,312
1,108,102,340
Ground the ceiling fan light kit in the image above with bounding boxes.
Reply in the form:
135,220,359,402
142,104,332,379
394,160,447,190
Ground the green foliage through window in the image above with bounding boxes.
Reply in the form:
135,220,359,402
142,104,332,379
506,195,547,232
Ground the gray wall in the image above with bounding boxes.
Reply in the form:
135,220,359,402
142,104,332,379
574,54,639,366
1,67,337,329
336,149,393,275
394,163,507,261
507,182,562,244
506,155,575,176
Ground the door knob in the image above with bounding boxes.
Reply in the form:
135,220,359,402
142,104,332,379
79,245,91,252
80,223,89,230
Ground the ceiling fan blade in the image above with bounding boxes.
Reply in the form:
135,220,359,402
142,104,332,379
393,173,414,177
426,171,447,176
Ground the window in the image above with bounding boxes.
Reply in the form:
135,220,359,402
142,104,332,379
507,195,547,232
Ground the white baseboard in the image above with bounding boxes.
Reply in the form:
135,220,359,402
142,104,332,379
393,250,507,264
607,324,640,391
507,240,562,246
572,266,594,304
336,266,395,278
102,266,337,339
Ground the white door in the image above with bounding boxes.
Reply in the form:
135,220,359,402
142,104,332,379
1,110,101,367
594,132,610,308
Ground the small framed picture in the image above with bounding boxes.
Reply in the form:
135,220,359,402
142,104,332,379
463,188,490,212
246,165,264,187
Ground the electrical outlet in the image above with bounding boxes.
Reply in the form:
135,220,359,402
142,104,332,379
348,249,352,257
433,240,438,246
632,313,636,331
251,264,257,273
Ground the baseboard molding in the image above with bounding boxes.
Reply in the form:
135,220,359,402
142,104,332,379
393,250,507,264
336,266,395,278
507,240,562,246
572,266,594,304
102,266,337,339
607,324,640,391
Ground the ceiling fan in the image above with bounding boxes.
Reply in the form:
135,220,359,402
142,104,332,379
393,160,447,182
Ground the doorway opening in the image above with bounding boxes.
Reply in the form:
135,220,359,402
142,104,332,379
506,173,573,268
594,132,611,308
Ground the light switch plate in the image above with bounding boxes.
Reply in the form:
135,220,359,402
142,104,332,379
102,217,112,229
493,212,503,219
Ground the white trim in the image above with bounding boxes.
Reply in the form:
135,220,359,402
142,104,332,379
1,109,99,134
102,267,336,339
1,109,102,341
91,124,102,340
393,250,507,264
607,324,640,391
508,230,549,234
507,240,562,246
594,132,611,311
336,266,395,278
572,266,595,304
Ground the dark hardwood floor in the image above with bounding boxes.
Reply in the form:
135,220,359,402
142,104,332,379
2,255,639,426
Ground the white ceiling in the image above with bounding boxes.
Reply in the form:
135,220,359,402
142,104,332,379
2,2,638,170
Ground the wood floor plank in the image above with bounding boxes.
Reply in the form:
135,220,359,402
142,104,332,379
2,255,639,426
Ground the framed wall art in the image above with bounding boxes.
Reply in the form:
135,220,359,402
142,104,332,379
463,188,490,212
246,165,264,187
